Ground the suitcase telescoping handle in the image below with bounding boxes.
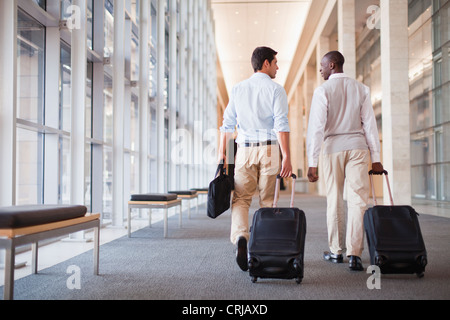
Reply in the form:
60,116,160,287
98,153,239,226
273,174,297,208
369,170,394,206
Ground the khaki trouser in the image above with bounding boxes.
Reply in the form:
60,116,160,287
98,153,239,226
322,149,370,257
230,144,281,245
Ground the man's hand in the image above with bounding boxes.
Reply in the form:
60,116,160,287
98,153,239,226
218,132,233,166
217,153,226,166
307,167,319,183
279,157,292,178
277,132,292,178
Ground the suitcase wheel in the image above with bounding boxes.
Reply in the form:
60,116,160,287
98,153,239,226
295,277,302,284
416,272,424,278
248,257,259,270
418,255,428,268
251,276,257,283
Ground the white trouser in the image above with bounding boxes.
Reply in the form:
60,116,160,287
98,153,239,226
322,149,370,257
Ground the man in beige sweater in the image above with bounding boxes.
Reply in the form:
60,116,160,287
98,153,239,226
306,51,384,271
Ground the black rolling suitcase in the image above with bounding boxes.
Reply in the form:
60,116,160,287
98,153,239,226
248,174,307,284
364,171,427,278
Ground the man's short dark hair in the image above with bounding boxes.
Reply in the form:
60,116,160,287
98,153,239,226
324,51,345,68
251,47,278,72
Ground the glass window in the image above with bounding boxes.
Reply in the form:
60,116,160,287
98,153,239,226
17,10,45,124
16,128,44,205
85,143,92,211
86,61,93,138
437,163,450,200
103,147,113,221
61,0,72,19
33,0,46,10
60,136,71,204
131,36,139,81
60,42,71,131
103,74,113,144
87,0,94,50
104,0,114,58
410,91,432,132
130,94,139,152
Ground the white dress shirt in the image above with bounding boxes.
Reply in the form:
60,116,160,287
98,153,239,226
306,73,381,167
220,72,290,145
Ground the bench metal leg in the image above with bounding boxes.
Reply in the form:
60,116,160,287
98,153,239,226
188,200,191,219
3,240,15,300
93,223,100,275
148,209,152,228
127,206,132,238
164,208,168,238
31,242,38,274
179,202,183,228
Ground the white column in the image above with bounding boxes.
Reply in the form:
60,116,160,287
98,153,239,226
0,0,17,268
157,0,166,193
169,0,178,191
316,36,330,85
71,0,87,207
0,0,17,207
338,0,356,79
44,27,61,205
187,0,194,188
113,0,125,225
68,0,88,240
139,0,150,194
380,0,411,205
179,0,188,190
92,0,105,216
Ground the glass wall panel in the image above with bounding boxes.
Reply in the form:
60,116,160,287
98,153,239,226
103,146,113,220
60,42,71,131
104,0,114,58
104,74,113,144
17,10,45,124
16,128,43,205
61,136,71,204
410,0,450,204
86,61,93,138
87,0,94,50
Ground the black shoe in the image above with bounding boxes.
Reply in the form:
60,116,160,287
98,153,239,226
348,256,364,271
236,237,248,271
323,251,344,263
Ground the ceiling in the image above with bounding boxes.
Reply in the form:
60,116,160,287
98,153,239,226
211,0,312,94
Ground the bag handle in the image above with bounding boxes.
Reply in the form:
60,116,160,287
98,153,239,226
273,174,297,208
214,163,226,179
369,170,394,206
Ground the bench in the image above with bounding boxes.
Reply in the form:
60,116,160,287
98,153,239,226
128,194,182,238
0,205,100,300
168,190,198,219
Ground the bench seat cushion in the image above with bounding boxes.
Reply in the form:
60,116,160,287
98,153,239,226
0,205,88,229
168,190,197,196
130,193,178,202
190,188,208,192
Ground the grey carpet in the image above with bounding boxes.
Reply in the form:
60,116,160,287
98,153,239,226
3,193,450,300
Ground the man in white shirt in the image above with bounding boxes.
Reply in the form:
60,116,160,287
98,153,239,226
218,47,292,271
306,51,384,271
